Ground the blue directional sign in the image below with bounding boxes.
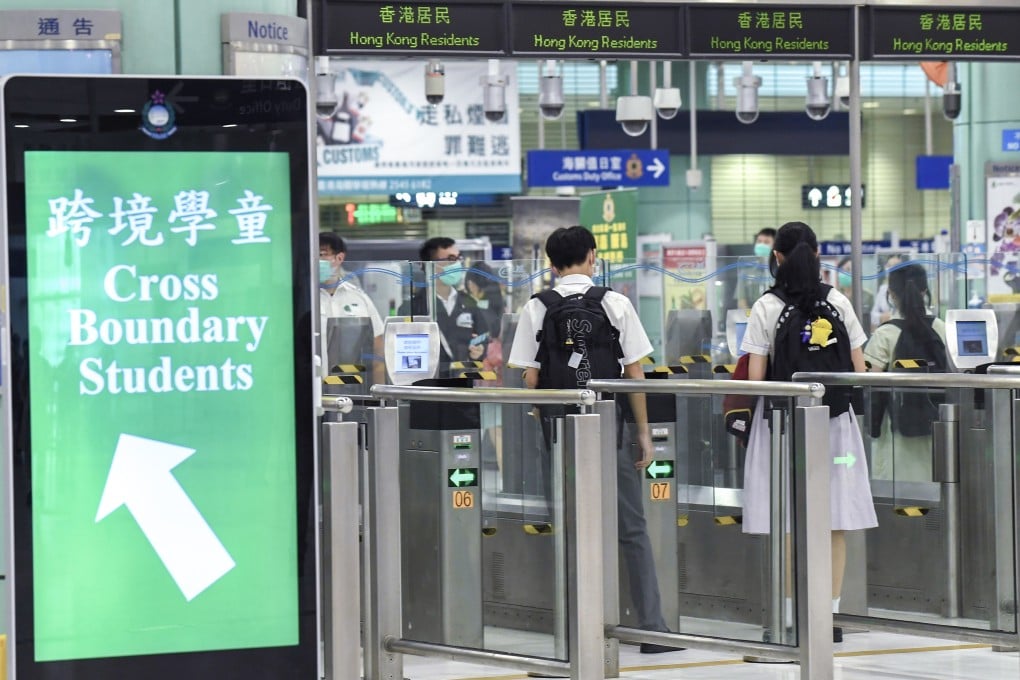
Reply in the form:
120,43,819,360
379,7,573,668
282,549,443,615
1003,129,1020,152
527,149,670,188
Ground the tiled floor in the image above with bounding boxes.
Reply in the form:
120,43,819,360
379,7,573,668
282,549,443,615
398,631,1019,679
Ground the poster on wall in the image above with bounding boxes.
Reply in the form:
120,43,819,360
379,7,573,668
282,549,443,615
986,165,1020,302
661,239,718,348
579,189,637,302
509,196,579,302
317,59,521,195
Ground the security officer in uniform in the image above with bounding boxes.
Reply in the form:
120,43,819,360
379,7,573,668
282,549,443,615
400,237,488,376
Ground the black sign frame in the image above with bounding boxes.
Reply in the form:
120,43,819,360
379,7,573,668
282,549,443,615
865,6,1020,61
509,1,685,57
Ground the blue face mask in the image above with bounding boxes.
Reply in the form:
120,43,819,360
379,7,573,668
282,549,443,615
439,267,465,288
319,260,335,284
838,271,852,288
753,242,772,258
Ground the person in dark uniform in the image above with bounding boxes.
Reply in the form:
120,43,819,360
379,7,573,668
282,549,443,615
399,237,489,376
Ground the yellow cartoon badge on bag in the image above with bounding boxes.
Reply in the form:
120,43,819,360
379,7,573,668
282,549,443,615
803,317,837,348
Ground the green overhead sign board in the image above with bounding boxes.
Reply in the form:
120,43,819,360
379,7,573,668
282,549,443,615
686,5,855,58
25,150,299,661
866,7,1020,59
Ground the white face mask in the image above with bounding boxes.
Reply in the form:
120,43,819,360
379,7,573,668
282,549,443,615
476,299,490,309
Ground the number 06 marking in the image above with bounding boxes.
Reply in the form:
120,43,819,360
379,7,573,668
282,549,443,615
453,490,475,509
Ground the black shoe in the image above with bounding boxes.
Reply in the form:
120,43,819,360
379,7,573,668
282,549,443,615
833,626,843,643
640,642,685,654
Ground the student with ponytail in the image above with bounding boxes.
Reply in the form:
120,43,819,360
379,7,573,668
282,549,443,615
864,263,947,481
739,222,878,643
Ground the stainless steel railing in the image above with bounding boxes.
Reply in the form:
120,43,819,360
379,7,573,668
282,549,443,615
588,377,825,399
371,384,596,405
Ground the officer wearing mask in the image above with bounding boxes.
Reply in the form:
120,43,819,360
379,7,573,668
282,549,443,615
736,227,776,309
399,237,488,376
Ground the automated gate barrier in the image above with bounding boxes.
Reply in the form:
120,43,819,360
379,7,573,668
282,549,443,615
365,385,601,680
588,378,833,679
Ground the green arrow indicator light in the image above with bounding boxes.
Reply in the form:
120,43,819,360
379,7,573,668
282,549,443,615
834,452,857,468
645,460,675,480
448,467,479,488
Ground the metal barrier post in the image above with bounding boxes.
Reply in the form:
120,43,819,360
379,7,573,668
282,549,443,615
768,408,786,643
364,406,403,680
932,403,961,619
565,412,604,680
594,400,620,678
794,400,833,678
321,421,361,680
1012,396,1020,651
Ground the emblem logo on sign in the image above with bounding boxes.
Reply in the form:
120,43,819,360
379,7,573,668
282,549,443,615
625,153,644,180
602,193,616,223
141,90,177,140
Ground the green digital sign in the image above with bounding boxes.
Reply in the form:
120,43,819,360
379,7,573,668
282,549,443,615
25,150,299,661
645,460,675,480
686,5,854,58
866,7,1020,59
510,3,684,56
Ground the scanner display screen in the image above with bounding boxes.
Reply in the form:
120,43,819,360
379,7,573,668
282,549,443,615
956,320,988,357
395,333,430,372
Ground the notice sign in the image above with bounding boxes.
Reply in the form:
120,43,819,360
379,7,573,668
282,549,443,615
320,0,507,55
687,5,854,58
867,7,1020,59
511,3,684,56
25,150,299,661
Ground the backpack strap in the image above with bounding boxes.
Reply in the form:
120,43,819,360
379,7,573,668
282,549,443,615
583,286,610,303
535,289,563,308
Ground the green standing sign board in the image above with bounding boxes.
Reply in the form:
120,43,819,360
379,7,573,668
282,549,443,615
24,150,299,661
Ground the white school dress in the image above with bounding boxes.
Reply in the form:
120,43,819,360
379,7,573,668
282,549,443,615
740,288,879,534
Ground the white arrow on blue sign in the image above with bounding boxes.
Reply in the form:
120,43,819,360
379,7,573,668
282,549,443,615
527,149,670,188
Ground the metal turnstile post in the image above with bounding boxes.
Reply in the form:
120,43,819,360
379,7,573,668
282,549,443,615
364,406,404,680
596,400,621,678
565,412,605,680
932,403,961,619
321,421,361,680
794,400,834,678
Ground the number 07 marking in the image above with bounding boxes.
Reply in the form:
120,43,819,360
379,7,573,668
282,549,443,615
650,482,671,501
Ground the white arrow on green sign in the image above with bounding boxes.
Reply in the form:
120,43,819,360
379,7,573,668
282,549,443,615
96,433,236,601
645,460,675,479
448,468,478,487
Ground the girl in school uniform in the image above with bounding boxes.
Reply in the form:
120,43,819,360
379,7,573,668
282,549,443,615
739,221,878,642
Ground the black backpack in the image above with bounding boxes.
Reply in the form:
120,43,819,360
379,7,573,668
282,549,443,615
880,318,946,438
534,287,623,391
768,284,856,416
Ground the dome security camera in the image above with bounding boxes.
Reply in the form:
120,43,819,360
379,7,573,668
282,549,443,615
943,82,962,120
805,75,831,121
482,79,506,122
425,59,445,105
653,87,682,120
539,74,565,120
315,72,338,117
615,95,653,137
734,62,761,125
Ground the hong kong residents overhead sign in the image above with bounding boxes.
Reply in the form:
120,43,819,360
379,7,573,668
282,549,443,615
316,59,521,195
24,150,300,661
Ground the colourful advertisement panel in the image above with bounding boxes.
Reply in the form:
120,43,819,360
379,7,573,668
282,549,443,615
317,59,521,194
24,150,299,661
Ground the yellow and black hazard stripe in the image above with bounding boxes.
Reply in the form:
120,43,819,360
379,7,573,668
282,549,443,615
523,523,555,535
458,370,499,381
677,515,689,528
1004,346,1020,356
639,356,656,365
893,359,928,370
331,363,365,374
650,365,688,375
451,360,484,370
323,375,364,385
894,506,930,518
714,364,737,375
679,354,711,365
714,515,743,526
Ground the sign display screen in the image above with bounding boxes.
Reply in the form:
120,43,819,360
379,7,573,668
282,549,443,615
866,7,1020,59
3,76,315,679
511,3,684,56
687,5,855,58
